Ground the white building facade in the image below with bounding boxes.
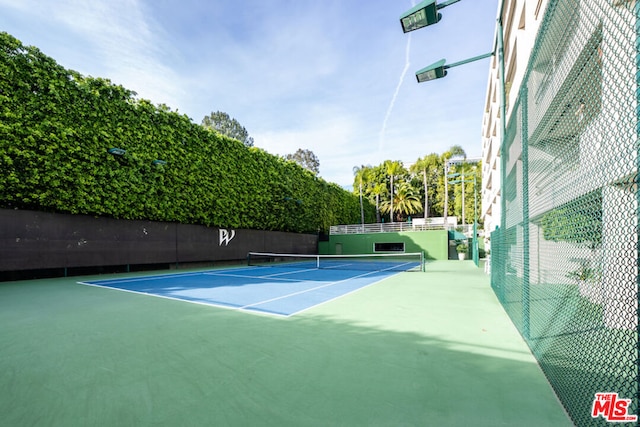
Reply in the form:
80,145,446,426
481,0,549,236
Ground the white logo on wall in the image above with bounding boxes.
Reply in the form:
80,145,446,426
219,229,236,246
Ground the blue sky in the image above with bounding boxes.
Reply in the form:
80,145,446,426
0,0,498,188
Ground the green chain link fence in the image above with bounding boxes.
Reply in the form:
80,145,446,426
490,1,638,426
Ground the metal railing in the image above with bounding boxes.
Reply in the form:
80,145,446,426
329,222,444,235
329,222,480,236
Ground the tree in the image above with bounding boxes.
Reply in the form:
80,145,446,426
440,145,466,225
452,161,481,226
369,183,387,223
380,182,422,221
383,160,405,222
285,148,320,175
201,111,254,147
445,144,467,159
410,153,440,219
353,165,372,224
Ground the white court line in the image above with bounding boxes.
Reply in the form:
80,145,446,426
80,270,219,285
284,275,393,317
205,273,308,282
240,266,401,311
78,263,417,318
203,271,306,282
76,266,275,286
320,261,417,271
77,281,245,311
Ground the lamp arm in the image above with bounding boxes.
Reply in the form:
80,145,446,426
437,0,462,10
445,51,494,70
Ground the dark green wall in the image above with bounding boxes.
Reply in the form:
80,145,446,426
318,241,330,255
319,230,448,260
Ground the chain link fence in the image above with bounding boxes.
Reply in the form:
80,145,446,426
490,1,638,425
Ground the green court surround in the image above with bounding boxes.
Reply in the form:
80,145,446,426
0,261,572,426
319,230,449,260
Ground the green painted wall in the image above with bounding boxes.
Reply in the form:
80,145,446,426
318,241,330,255
319,230,448,260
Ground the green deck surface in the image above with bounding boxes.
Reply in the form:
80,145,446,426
0,261,573,426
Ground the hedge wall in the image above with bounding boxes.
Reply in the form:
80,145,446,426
0,32,375,233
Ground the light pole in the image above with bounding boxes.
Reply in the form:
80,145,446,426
359,181,365,226
448,172,478,266
448,157,481,226
443,162,448,229
399,0,505,269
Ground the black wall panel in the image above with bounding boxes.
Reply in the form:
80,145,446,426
0,209,317,272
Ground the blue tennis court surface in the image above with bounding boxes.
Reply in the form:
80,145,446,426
78,266,406,317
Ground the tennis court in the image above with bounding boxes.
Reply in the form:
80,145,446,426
0,260,573,426
78,252,424,317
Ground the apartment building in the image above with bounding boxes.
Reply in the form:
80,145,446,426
481,0,549,239
485,1,638,423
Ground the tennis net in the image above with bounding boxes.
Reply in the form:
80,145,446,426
247,252,425,272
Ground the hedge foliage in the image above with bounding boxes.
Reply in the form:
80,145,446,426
0,32,375,232
539,191,602,247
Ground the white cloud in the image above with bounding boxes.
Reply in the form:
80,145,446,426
1,0,185,108
0,0,498,187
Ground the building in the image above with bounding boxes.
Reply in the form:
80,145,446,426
484,1,639,425
481,0,549,238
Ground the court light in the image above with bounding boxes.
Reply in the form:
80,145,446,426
398,0,507,275
152,160,167,166
399,0,463,33
415,52,493,83
447,174,479,266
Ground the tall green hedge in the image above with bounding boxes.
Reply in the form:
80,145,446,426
538,190,602,247
0,32,375,233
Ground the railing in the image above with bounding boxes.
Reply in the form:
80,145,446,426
329,223,444,235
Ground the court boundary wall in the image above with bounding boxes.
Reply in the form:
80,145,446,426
0,209,317,279
319,230,448,260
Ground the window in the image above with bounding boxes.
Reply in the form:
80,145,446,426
374,242,405,252
535,0,544,19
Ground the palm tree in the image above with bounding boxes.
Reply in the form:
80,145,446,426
410,153,440,219
353,165,371,225
369,182,387,223
391,182,423,221
383,160,404,222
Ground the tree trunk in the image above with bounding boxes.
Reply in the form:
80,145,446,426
423,168,429,218
390,175,394,222
359,182,364,225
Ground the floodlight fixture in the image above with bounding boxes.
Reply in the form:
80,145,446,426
399,0,462,33
416,59,448,83
152,160,167,166
416,52,493,83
